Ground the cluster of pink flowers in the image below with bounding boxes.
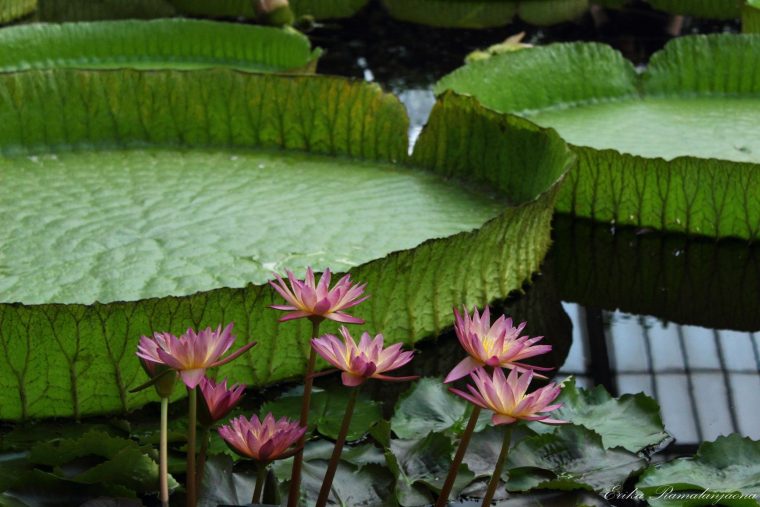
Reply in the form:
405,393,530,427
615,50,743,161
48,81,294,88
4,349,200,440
445,305,565,426
135,265,567,507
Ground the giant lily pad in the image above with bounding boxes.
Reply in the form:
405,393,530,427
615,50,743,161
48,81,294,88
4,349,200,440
0,19,320,73
0,0,35,23
745,0,760,33
437,34,760,240
163,0,368,20
637,434,760,507
0,71,572,420
645,0,741,18
380,0,589,28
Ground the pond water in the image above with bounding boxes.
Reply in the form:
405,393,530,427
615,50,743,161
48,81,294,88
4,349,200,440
311,2,759,457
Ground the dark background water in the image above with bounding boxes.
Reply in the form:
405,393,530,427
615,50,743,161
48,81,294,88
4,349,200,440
306,1,759,456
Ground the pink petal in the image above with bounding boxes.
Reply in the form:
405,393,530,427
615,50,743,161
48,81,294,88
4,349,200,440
180,368,206,389
444,356,482,383
492,414,517,425
341,372,366,387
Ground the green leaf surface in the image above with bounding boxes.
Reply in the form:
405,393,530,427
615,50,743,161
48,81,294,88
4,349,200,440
0,70,571,420
637,434,760,507
436,34,760,240
380,0,589,28
166,0,369,20
0,19,320,73
261,387,382,441
0,0,34,23
744,1,760,33
390,378,489,439
527,378,670,453
273,440,397,507
507,425,647,493
385,433,474,506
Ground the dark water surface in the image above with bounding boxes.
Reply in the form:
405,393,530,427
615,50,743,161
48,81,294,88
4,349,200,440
309,2,758,455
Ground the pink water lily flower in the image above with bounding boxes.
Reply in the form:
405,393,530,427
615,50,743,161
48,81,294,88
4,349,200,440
269,267,368,324
450,367,566,426
218,413,306,462
136,323,256,389
199,377,245,425
311,327,416,387
445,306,553,383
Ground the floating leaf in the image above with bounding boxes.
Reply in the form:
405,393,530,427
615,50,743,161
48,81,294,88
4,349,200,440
273,440,397,507
0,0,34,23
385,433,474,506
0,70,570,420
437,34,760,240
527,377,671,453
637,434,760,507
165,0,369,20
379,0,588,28
390,378,489,440
507,425,647,493
0,19,320,73
261,387,382,441
646,0,741,18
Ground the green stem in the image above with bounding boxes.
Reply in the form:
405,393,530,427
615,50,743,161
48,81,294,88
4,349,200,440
481,425,512,507
196,425,210,494
160,397,170,507
253,462,269,504
315,387,359,507
186,387,198,507
287,318,321,507
435,405,481,507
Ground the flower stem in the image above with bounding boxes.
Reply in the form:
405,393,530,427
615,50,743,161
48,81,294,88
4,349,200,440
253,462,269,504
186,387,198,507
287,318,321,507
195,425,210,494
160,396,170,507
481,425,512,507
435,405,482,507
315,387,359,507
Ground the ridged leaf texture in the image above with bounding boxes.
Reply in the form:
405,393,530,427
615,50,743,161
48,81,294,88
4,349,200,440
0,71,572,420
436,34,760,240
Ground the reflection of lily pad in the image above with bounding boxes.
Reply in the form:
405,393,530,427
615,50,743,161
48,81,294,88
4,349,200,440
527,377,670,453
0,71,571,420
0,20,321,73
437,35,760,240
637,434,760,507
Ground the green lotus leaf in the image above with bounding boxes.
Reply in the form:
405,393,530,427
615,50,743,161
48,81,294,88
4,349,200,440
526,378,670,453
0,0,35,23
379,0,588,28
261,387,382,441
637,434,760,507
436,34,760,240
390,378,490,439
272,440,397,506
506,425,647,493
745,1,760,33
385,433,474,506
551,216,760,332
0,70,571,420
0,19,320,73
